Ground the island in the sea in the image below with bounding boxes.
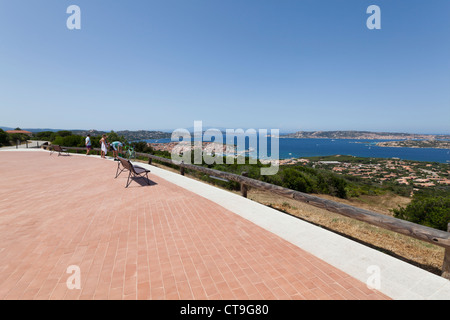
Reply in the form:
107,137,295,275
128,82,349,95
281,130,450,141
376,140,450,149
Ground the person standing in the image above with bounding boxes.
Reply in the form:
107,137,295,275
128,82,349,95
100,134,108,159
85,134,92,155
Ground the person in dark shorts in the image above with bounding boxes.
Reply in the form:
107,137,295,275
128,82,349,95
85,134,92,155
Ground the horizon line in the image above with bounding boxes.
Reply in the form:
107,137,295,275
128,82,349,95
1,125,450,136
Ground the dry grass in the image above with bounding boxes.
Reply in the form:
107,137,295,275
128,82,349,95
144,160,445,276
249,189,445,276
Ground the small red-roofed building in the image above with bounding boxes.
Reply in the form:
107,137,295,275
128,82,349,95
6,130,33,136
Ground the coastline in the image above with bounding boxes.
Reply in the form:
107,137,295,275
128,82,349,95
143,138,450,164
375,140,450,150
281,131,450,141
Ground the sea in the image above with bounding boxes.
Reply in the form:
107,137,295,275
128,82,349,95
142,138,450,164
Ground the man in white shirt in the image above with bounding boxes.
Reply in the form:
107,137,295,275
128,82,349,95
86,134,92,155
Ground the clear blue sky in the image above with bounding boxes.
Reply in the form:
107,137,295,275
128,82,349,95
1,0,449,133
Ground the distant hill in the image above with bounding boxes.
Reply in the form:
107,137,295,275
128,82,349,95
1,126,172,141
0,127,67,133
116,130,172,141
72,129,171,141
3,126,449,141
282,131,450,140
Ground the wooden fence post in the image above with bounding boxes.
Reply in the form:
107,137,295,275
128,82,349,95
241,172,248,198
442,223,450,280
180,161,185,176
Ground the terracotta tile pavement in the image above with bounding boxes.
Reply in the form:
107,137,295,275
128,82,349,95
0,151,390,300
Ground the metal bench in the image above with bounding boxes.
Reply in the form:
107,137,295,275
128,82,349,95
116,157,151,188
50,145,69,156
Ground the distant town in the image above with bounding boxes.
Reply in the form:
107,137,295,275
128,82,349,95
282,130,450,141
280,156,450,190
375,140,450,149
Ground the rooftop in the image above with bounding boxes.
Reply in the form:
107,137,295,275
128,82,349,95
5,130,33,135
0,149,449,300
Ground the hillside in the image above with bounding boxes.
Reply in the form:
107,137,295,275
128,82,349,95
71,130,171,141
376,140,450,149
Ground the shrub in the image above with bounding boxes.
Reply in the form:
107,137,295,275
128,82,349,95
52,136,64,146
392,195,450,231
131,141,153,153
280,168,314,193
56,130,73,137
52,135,84,147
32,131,57,142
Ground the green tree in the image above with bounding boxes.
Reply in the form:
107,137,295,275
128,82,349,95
281,168,314,193
10,132,29,143
107,131,127,144
56,130,73,137
32,131,57,142
0,129,11,146
63,135,84,147
131,141,153,153
53,135,84,147
327,174,348,199
393,195,450,231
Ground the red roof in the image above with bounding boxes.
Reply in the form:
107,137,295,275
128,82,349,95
6,130,32,135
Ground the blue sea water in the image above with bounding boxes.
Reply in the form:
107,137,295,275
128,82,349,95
143,138,450,164
276,139,450,164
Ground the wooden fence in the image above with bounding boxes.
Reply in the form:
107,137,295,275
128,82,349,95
45,145,450,279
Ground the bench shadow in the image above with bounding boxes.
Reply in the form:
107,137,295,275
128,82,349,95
129,177,158,188
50,153,71,157
115,174,158,188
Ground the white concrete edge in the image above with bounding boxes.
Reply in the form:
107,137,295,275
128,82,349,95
0,148,46,152
3,149,450,299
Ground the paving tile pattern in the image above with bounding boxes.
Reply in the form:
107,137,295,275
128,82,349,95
0,151,390,300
